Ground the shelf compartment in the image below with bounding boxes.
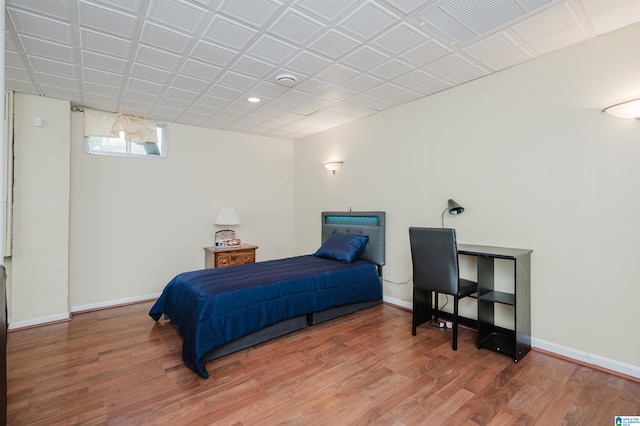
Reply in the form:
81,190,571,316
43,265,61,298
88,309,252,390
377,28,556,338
478,331,515,357
477,290,515,306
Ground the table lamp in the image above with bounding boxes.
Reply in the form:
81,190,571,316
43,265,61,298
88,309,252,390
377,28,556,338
214,207,241,246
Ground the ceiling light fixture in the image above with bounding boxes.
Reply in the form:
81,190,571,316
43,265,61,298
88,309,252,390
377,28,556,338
247,97,260,103
602,97,640,119
275,73,297,87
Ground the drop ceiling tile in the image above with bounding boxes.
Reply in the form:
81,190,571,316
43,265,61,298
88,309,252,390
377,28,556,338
84,81,121,96
19,35,75,62
135,45,182,71
348,92,384,108
371,22,426,54
250,81,289,97
5,65,32,80
344,73,385,91
190,40,238,67
154,106,188,121
388,89,423,104
203,16,257,50
5,50,27,68
123,89,158,105
27,56,77,78
82,94,118,111
367,81,406,98
527,25,590,54
383,0,426,15
126,77,165,96
263,98,297,112
340,46,389,72
78,1,138,38
268,9,325,45
120,100,154,117
207,84,244,100
443,65,489,85
196,94,231,109
369,97,397,110
164,87,200,103
413,78,452,95
514,3,580,41
179,111,211,125
402,40,452,66
370,59,413,80
7,0,73,21
426,53,473,76
147,0,207,35
80,29,132,58
81,51,128,74
130,62,172,84
231,56,275,79
90,0,147,14
83,67,124,86
247,35,298,65
219,71,259,90
294,78,334,95
180,59,224,80
283,51,332,75
585,0,640,34
393,69,435,88
40,85,81,101
308,29,360,59
482,48,533,71
218,0,283,28
463,32,519,61
171,74,211,92
7,7,73,44
339,1,398,40
322,86,359,101
5,79,39,94
316,64,360,84
140,22,193,55
295,0,360,22
157,98,191,111
226,101,259,114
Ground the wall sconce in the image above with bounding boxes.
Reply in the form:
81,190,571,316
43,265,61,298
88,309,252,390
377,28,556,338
322,160,343,175
441,199,465,227
602,97,640,119
214,207,241,246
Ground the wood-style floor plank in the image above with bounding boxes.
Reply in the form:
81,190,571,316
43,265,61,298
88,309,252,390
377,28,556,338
7,302,640,425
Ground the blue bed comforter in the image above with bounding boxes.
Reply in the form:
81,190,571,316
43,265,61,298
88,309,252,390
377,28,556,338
149,255,382,377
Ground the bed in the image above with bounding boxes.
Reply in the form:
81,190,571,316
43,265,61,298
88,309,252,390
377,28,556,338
149,211,386,378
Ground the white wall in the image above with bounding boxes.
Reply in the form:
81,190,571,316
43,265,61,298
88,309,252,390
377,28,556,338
294,23,640,372
10,94,70,324
69,114,294,309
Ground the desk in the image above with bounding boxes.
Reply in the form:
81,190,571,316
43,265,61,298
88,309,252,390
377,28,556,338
415,244,532,362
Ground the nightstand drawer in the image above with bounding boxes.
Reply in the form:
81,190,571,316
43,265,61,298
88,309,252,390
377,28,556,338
204,244,258,269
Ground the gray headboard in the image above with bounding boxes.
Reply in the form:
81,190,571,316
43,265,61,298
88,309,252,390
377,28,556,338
321,211,386,266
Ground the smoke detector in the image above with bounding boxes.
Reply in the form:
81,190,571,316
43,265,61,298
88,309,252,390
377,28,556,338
275,73,297,87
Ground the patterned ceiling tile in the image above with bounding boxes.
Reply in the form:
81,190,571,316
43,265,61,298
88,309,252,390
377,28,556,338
5,0,640,139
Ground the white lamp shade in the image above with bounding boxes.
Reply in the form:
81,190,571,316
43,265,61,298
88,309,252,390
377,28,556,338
322,160,343,173
602,98,640,119
214,208,240,226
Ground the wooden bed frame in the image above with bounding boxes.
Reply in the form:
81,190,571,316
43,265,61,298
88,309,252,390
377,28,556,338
203,211,385,362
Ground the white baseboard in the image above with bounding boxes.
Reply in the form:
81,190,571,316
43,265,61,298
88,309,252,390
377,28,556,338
70,292,161,313
383,295,412,310
383,295,640,380
531,337,640,379
8,312,71,330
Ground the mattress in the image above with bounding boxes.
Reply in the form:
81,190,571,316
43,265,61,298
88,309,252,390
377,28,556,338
149,255,382,377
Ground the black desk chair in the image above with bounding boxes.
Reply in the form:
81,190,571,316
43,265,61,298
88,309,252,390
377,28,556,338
409,227,477,350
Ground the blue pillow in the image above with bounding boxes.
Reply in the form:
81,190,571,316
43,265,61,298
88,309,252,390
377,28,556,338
314,232,369,263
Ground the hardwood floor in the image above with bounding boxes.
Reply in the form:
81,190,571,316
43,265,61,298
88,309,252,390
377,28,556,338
7,302,639,425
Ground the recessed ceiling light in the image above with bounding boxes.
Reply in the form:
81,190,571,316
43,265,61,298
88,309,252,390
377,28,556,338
247,97,261,103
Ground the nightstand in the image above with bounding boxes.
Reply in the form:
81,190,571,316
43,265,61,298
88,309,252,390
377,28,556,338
204,244,258,268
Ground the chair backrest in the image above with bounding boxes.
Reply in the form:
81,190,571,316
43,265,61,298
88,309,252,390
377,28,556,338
409,227,460,295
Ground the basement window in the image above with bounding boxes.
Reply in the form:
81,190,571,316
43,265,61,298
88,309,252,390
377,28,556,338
84,122,168,158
